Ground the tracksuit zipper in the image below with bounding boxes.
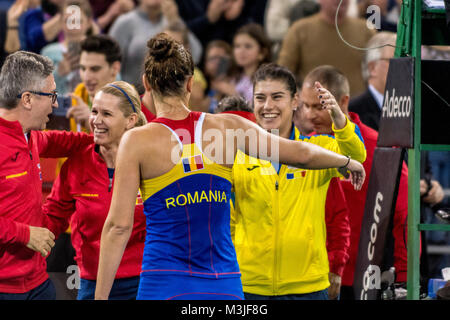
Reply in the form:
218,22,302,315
273,177,280,294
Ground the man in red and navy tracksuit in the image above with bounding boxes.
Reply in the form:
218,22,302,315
0,51,92,299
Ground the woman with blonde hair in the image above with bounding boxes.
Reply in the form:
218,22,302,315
43,80,147,300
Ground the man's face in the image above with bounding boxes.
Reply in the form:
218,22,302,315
293,103,315,135
253,79,298,138
299,82,333,135
369,46,395,93
29,75,58,130
79,52,118,98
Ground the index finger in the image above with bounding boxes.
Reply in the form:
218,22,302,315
66,106,76,118
69,93,84,103
314,81,323,90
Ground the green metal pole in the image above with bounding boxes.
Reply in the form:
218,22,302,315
406,0,422,301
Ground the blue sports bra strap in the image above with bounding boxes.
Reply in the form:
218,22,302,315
155,122,183,150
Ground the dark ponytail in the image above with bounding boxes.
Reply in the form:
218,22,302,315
144,33,194,97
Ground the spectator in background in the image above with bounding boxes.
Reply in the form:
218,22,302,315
264,0,302,44
0,0,15,10
89,0,135,32
212,23,272,105
231,23,271,102
202,40,235,113
4,0,39,55
67,34,122,132
297,65,409,299
41,0,97,96
43,81,147,300
349,31,396,131
109,0,202,86
19,0,66,53
278,0,375,96
264,0,319,58
175,0,267,47
1,7,9,67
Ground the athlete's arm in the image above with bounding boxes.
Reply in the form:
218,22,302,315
95,130,140,300
216,113,365,190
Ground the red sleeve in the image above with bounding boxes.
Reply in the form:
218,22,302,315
392,162,409,283
0,217,30,246
32,130,93,158
42,160,75,238
325,178,351,277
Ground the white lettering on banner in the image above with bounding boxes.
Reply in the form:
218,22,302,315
360,192,383,299
368,192,383,260
382,88,412,119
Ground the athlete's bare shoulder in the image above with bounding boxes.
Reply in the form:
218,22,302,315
202,112,258,132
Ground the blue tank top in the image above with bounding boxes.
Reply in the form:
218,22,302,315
139,112,240,279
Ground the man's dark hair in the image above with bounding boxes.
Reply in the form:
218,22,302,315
252,63,297,97
80,34,122,64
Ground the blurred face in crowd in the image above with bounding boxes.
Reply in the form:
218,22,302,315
79,52,120,98
233,33,264,71
204,46,230,79
368,45,395,93
90,92,131,147
253,79,299,139
165,30,183,44
299,81,333,135
164,29,189,50
140,0,162,17
319,0,349,20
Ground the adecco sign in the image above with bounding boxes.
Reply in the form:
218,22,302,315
378,57,414,148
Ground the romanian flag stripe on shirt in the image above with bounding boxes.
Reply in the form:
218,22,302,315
182,154,204,173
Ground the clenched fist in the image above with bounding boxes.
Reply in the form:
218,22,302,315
26,226,55,257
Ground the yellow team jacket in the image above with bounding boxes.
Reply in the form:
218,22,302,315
70,82,91,133
231,118,366,296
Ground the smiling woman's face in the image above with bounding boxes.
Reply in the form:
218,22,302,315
90,92,129,147
253,79,298,138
